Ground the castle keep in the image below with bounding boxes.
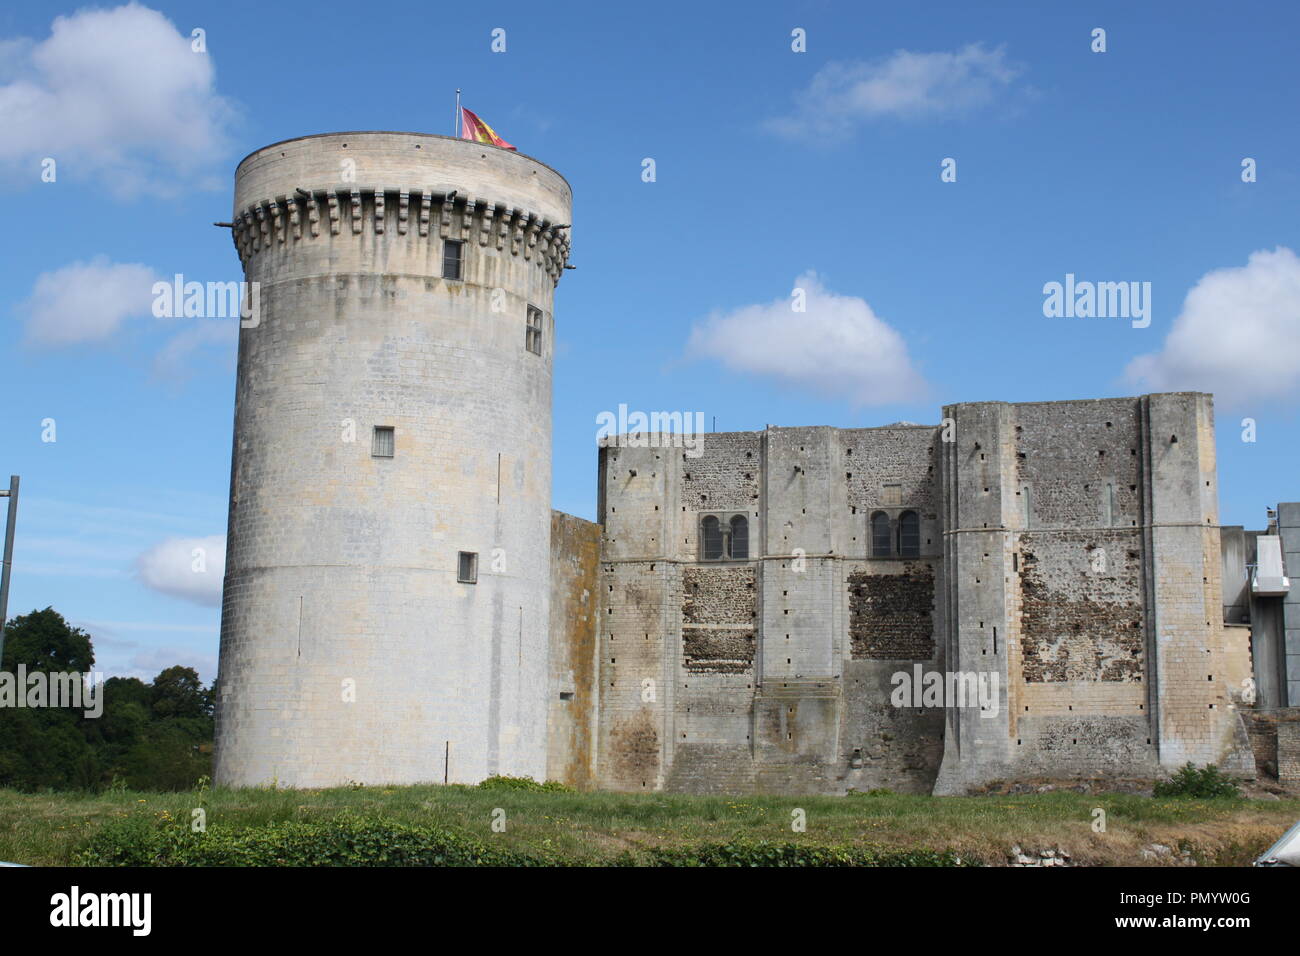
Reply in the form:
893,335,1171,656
215,132,570,787
215,135,1265,794
584,397,1257,795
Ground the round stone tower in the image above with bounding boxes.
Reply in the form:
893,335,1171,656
213,132,572,788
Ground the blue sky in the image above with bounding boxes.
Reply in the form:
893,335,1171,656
1,0,1297,681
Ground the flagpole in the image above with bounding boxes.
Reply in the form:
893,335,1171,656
453,88,461,137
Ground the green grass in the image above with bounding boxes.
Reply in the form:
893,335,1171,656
2,784,1296,866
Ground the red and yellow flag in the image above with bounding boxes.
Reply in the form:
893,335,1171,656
460,108,515,151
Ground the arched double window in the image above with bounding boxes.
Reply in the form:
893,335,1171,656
700,514,750,560
870,510,921,557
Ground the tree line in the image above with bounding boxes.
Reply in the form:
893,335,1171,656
0,607,214,791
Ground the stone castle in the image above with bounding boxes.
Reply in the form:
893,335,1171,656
213,133,1292,795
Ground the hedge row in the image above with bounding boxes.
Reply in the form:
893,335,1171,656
76,815,967,867
76,816,548,867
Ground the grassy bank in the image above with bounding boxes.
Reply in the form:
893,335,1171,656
1,783,1295,866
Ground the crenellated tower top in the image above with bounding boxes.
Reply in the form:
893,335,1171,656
231,131,572,285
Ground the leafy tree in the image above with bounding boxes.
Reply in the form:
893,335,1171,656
0,609,215,792
150,666,212,720
1,607,94,674
0,609,98,789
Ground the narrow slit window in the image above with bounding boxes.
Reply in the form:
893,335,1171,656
457,551,478,584
442,239,464,280
372,425,395,458
526,305,543,355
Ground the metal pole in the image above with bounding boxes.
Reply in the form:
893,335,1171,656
453,89,462,137
0,476,19,665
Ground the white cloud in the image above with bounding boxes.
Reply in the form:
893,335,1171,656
1124,247,1300,406
768,43,1022,139
20,257,237,377
686,272,928,405
0,3,235,196
136,535,225,607
152,319,238,381
19,255,160,346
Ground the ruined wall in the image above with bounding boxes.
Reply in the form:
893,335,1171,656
849,563,936,661
1018,531,1143,683
599,425,946,795
1144,394,1255,776
673,563,759,793
682,566,756,673
841,427,938,514
596,396,1246,796
597,442,677,790
1012,402,1158,779
1239,708,1300,779
679,432,761,513
546,511,601,788
841,559,945,793
1014,399,1142,526
934,401,1020,792
936,399,1162,793
1279,719,1300,783
935,394,1256,793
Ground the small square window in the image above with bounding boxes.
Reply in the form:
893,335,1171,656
457,551,478,584
372,426,395,458
442,240,464,280
526,305,543,355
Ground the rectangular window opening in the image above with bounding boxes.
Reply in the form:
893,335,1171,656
442,239,464,280
457,550,478,584
372,425,395,458
526,305,543,355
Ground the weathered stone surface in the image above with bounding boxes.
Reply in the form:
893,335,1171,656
215,133,571,788
595,395,1255,797
213,136,1258,798
848,564,935,660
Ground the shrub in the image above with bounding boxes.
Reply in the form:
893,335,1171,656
1153,763,1241,799
76,814,554,867
76,815,969,867
474,775,574,793
631,841,967,867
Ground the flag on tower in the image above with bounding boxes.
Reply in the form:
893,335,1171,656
460,108,515,151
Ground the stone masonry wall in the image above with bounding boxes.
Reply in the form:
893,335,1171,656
595,397,1248,795
216,133,568,788
848,563,936,660
840,427,939,513
546,510,602,788
1019,530,1144,682
1279,721,1300,783
679,433,761,513
1015,399,1142,528
682,566,756,673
